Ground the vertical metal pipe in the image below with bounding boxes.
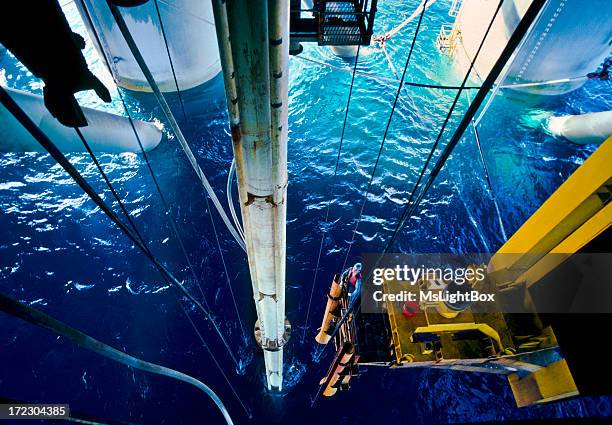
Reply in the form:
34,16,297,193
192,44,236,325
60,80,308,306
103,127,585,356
269,0,290,391
223,0,290,391
211,0,250,224
211,0,240,128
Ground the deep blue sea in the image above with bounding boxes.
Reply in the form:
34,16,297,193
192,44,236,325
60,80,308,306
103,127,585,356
1,1,612,424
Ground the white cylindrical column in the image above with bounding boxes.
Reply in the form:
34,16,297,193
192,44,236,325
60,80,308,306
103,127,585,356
548,110,612,145
0,86,162,153
450,0,611,95
75,0,221,92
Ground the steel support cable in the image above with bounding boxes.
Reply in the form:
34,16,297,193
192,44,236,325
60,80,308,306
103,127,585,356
75,1,242,365
473,0,550,127
465,92,508,241
0,85,240,369
78,0,211,305
176,300,252,418
152,0,187,121
296,56,588,92
302,44,362,343
114,87,210,302
311,34,429,364
81,103,249,413
339,0,429,274
77,125,248,384
106,1,246,252
204,193,248,344
150,0,248,345
74,127,150,249
65,8,246,415
314,0,545,365
383,0,545,254
0,292,234,425
294,55,482,89
311,0,429,366
75,57,246,411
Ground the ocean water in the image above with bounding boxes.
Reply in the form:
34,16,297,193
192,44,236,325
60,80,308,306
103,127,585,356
1,1,612,424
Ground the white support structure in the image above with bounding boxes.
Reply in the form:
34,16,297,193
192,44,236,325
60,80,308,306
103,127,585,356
0,86,162,153
213,0,290,390
75,0,221,92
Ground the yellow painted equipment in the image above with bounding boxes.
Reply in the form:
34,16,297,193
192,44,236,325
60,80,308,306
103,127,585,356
315,136,612,406
413,323,505,354
489,135,612,287
508,359,578,408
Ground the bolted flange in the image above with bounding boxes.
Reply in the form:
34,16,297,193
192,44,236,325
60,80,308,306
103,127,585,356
254,318,291,352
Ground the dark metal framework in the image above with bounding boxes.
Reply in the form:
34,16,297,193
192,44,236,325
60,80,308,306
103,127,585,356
290,0,378,46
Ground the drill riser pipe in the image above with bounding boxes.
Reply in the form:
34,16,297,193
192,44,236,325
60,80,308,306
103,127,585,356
225,0,289,390
268,0,289,342
211,0,241,127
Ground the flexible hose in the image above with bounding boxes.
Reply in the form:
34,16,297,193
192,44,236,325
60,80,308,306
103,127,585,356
0,292,234,425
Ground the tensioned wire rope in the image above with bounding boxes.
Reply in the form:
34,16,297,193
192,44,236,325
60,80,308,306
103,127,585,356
0,44,250,414
302,42,362,343
104,0,246,252
0,81,243,368
295,53,590,91
308,0,430,375
151,0,248,344
0,85,240,424
380,0,521,254
75,0,251,414
74,127,252,418
294,54,482,89
316,0,506,362
339,0,430,275
75,123,252,416
465,91,508,241
76,0,240,366
313,0,546,363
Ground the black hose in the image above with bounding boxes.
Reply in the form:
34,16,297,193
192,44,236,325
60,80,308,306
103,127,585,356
0,292,234,425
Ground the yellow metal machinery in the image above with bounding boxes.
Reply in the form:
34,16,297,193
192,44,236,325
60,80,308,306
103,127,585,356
315,136,612,406
488,135,612,287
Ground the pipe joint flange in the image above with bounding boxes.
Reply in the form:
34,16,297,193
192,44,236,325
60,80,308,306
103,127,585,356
254,318,291,352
